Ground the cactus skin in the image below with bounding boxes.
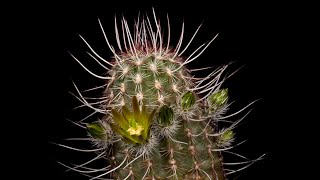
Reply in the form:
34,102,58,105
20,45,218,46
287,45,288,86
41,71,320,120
63,10,264,180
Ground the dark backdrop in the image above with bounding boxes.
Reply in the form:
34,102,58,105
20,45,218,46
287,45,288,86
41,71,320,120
13,1,308,179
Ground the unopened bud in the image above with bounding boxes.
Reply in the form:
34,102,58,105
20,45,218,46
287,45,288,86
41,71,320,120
181,91,195,110
157,105,174,126
209,89,228,109
221,130,234,142
87,123,106,140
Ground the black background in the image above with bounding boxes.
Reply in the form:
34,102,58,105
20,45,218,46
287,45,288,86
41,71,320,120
8,1,312,179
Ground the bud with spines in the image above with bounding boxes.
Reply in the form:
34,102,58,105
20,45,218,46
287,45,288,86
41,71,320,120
87,122,107,140
157,105,174,127
209,88,228,110
219,129,235,147
181,91,196,110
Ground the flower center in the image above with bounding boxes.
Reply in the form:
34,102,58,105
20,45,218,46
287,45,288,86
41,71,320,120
127,125,144,135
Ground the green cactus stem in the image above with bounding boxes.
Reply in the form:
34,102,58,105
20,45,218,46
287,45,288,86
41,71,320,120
58,9,264,180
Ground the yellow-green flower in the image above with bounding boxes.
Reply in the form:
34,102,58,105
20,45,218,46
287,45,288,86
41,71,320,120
110,96,156,145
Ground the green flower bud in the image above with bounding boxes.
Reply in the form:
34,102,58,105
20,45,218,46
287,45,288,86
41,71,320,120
157,105,174,126
209,89,228,109
181,91,195,110
221,130,234,142
87,123,106,140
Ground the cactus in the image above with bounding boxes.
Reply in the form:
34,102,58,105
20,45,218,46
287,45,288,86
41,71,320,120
58,9,264,180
